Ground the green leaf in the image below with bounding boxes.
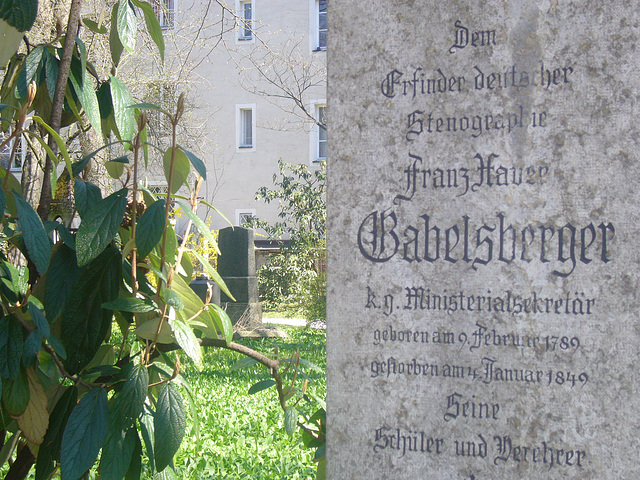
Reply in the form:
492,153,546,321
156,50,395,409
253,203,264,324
21,46,44,93
154,383,185,473
2,368,29,416
179,146,206,180
169,274,214,333
248,379,276,395
124,429,142,480
208,303,233,344
60,246,121,375
61,388,109,480
46,334,67,360
76,188,128,267
190,249,234,300
109,4,124,67
14,193,51,275
169,314,202,370
131,0,165,62
68,58,103,139
22,331,41,367
35,387,78,480
117,0,137,53
230,356,258,372
163,289,183,311
82,17,108,34
102,296,157,313
74,179,103,220
112,363,149,430
27,302,50,338
100,427,137,480
44,244,82,322
175,201,219,254
139,406,155,472
32,116,73,177
136,199,165,259
0,316,23,379
284,407,298,436
105,160,124,179
110,75,135,144
0,0,38,32
163,148,190,194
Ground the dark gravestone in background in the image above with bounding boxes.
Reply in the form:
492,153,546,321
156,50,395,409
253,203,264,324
217,227,261,328
327,1,640,479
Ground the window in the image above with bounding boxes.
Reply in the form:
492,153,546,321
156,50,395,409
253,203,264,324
310,102,326,164
0,130,26,172
236,104,255,151
153,0,175,30
148,184,175,215
315,0,327,51
316,105,327,161
237,0,253,41
236,209,257,227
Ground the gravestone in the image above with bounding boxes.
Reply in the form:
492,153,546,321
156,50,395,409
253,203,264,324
217,226,261,328
327,2,640,479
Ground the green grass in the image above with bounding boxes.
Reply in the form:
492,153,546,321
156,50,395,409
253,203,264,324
166,326,326,479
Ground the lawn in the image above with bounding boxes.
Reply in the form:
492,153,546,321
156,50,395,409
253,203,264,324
167,325,326,479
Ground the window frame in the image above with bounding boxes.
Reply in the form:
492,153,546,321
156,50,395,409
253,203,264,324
236,0,255,43
0,128,27,172
236,209,257,227
310,0,327,52
236,104,256,152
152,0,176,30
309,101,327,164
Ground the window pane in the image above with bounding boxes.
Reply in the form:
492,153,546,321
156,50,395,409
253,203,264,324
242,2,252,38
241,109,253,147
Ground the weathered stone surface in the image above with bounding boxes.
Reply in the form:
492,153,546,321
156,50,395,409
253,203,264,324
327,2,640,479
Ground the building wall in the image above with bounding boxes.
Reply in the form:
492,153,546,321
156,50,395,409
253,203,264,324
149,0,327,235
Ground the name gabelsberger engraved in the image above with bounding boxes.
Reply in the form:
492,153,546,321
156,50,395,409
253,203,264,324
357,211,614,277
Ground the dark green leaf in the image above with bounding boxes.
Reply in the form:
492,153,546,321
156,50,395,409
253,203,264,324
102,296,157,313
68,55,103,138
0,0,38,32
117,0,137,53
284,407,297,436
110,75,135,143
55,223,76,249
74,179,103,220
109,4,124,67
179,146,206,180
110,363,148,430
14,193,51,275
44,244,82,321
0,180,6,214
2,367,29,416
82,17,108,34
27,302,50,338
22,330,41,367
131,0,165,62
35,387,78,480
0,316,23,379
154,384,185,472
17,46,43,99
163,289,183,311
42,49,59,102
139,406,155,472
46,334,67,360
61,388,109,480
100,426,137,480
76,188,128,267
248,379,276,395
136,199,165,258
162,148,190,194
60,246,121,375
124,429,142,480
